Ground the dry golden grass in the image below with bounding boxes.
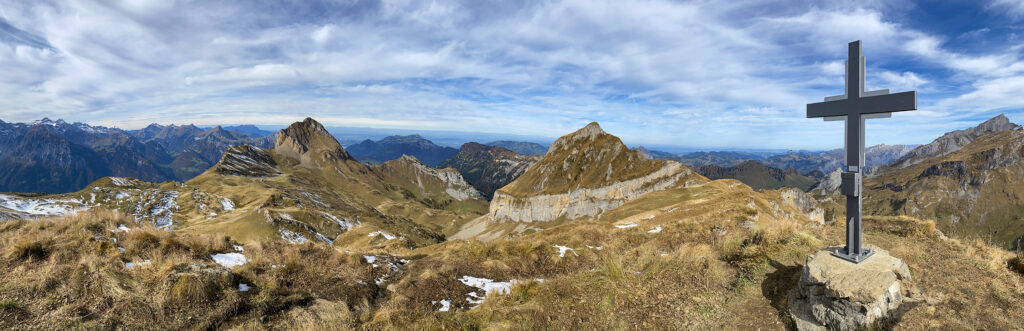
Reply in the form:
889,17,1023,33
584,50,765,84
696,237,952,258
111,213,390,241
0,208,382,330
2,204,1023,330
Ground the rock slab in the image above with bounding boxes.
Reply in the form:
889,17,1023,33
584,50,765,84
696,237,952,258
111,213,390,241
789,246,912,331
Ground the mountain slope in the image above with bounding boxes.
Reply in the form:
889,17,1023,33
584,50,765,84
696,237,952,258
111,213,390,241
861,124,1024,247
879,114,1018,171
438,142,541,199
696,160,817,191
347,134,458,166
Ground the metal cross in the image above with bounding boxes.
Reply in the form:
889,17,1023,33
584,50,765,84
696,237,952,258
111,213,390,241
806,40,917,263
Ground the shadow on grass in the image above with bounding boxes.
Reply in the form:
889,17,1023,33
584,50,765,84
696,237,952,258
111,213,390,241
762,259,802,330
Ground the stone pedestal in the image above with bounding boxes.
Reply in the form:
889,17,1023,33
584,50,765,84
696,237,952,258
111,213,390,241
788,246,912,331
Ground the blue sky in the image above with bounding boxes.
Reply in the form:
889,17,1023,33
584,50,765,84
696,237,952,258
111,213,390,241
1,0,1023,150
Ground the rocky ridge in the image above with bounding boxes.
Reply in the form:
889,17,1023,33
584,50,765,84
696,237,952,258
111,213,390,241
438,142,541,199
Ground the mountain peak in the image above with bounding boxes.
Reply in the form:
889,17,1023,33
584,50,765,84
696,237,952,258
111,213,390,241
575,121,605,139
975,114,1017,132
548,122,609,153
275,117,352,164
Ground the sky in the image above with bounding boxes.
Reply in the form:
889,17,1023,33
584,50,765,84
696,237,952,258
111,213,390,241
1,0,1023,150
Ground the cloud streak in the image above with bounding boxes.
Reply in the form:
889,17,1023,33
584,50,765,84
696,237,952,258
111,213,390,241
0,0,1022,150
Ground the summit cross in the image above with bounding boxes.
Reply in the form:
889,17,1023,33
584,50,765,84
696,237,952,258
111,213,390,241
806,40,917,263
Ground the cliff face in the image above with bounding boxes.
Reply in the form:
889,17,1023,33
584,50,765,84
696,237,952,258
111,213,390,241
380,155,483,202
488,162,694,222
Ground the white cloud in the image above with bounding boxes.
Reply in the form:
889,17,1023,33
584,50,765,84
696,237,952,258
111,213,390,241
0,0,1021,150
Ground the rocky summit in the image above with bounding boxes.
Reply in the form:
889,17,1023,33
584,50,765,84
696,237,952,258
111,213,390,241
488,122,698,222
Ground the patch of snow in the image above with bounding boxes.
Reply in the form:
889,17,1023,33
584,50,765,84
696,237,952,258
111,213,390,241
211,252,247,268
648,226,662,233
644,215,655,220
364,255,378,264
115,192,130,200
321,212,359,230
615,222,637,229
279,228,308,244
238,283,251,292
459,276,515,307
0,194,86,217
433,299,452,312
220,197,235,211
110,177,133,186
586,245,603,250
368,231,397,240
125,260,151,269
117,224,131,232
117,247,125,253
553,244,577,257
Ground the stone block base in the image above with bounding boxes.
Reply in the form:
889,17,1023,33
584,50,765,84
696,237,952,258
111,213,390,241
788,246,912,331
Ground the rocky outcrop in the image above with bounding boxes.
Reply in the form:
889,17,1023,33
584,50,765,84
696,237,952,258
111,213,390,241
789,246,913,331
810,168,842,195
383,155,483,201
214,145,281,177
780,188,825,223
488,162,692,222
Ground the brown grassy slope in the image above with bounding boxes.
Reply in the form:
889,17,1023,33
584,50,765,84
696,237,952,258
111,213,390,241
0,209,389,330
500,122,669,198
3,194,1022,329
367,212,1024,330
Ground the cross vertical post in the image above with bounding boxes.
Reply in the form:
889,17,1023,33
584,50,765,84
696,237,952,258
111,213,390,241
806,40,917,263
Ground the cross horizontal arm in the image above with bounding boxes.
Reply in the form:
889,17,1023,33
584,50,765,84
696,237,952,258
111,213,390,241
855,91,916,115
806,91,916,118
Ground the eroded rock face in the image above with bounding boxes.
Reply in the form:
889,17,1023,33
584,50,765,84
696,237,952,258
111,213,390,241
386,155,483,201
214,145,281,177
780,188,825,223
789,246,913,331
488,162,692,222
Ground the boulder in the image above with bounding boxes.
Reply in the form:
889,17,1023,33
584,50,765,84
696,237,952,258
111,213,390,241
789,246,913,330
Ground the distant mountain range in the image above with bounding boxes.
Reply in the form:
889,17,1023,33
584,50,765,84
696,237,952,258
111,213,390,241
696,160,818,191
641,144,918,177
485,140,548,155
347,135,458,167
203,125,275,138
0,118,272,193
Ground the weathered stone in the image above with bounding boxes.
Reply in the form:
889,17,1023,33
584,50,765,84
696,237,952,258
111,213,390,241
789,246,912,331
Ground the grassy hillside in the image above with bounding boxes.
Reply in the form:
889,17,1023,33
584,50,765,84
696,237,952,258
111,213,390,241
2,206,1021,329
